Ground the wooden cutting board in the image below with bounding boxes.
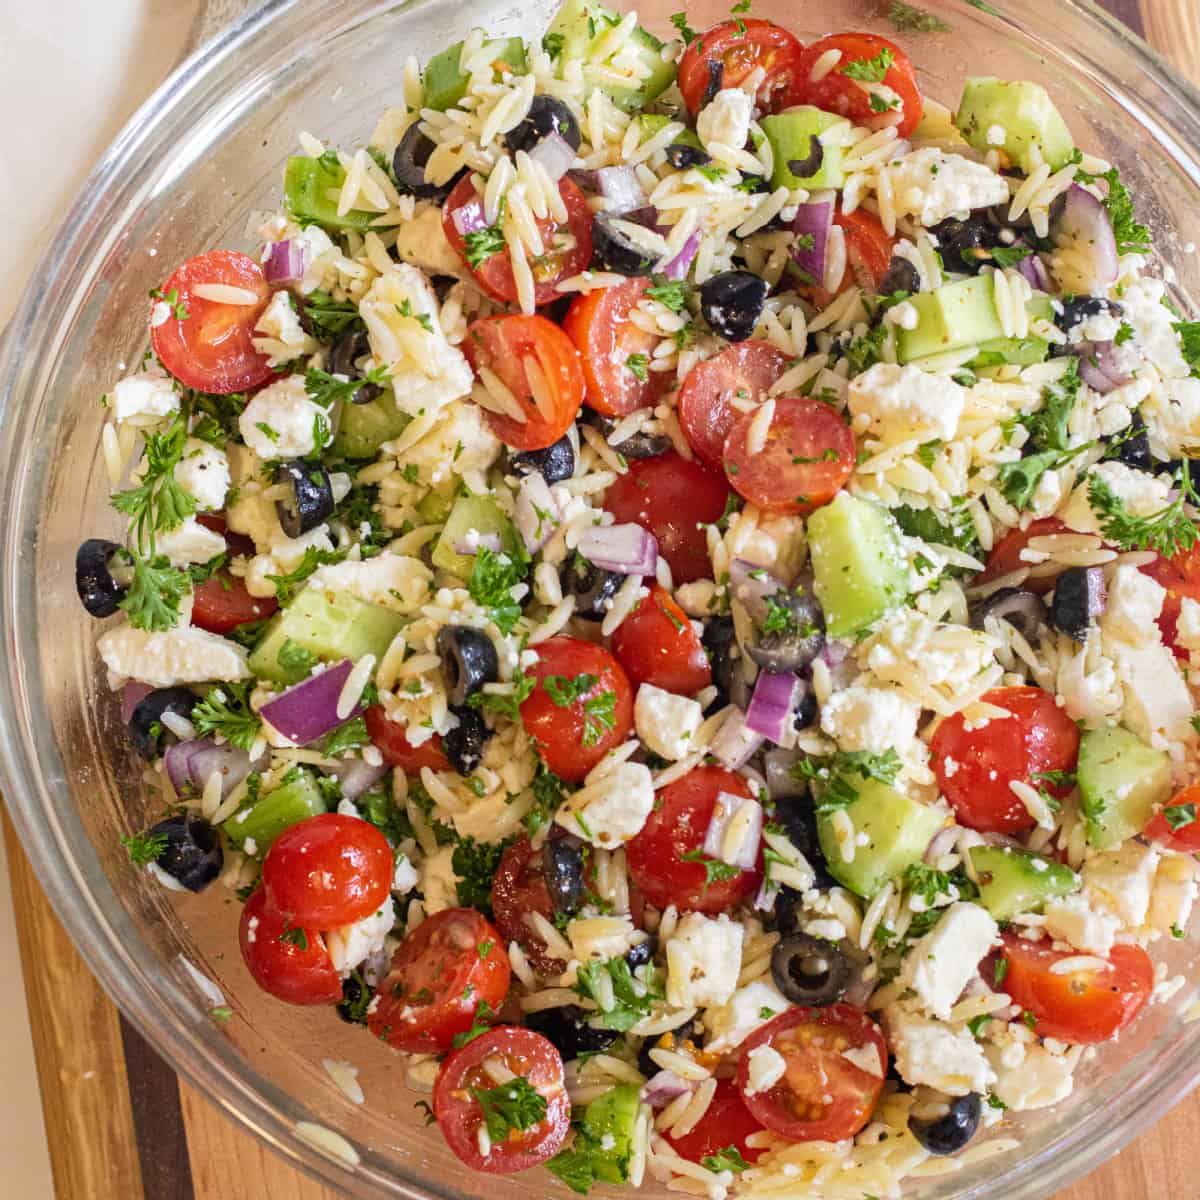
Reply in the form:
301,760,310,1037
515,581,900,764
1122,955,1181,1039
7,1,1200,1197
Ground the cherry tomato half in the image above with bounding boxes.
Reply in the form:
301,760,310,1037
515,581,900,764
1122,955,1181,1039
736,1005,887,1142
520,637,634,783
443,175,592,307
237,888,341,1006
678,341,791,469
1139,545,1200,659
364,705,452,772
1144,782,1200,851
462,313,585,451
930,686,1080,834
666,1079,765,1166
150,250,274,394
990,933,1153,1044
492,836,569,974
369,908,511,1053
798,210,896,308
722,396,855,515
262,813,393,929
563,277,671,418
977,518,1070,596
190,571,278,634
611,584,711,695
678,19,806,116
434,1026,570,1173
627,765,762,913
793,33,923,138
604,451,732,586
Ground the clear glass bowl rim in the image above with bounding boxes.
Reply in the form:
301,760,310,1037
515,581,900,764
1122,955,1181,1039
3,0,1200,1196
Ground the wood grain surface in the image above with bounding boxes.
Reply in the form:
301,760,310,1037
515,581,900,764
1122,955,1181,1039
6,2,1199,1198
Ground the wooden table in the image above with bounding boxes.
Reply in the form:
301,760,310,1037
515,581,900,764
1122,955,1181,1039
8,0,1200,1196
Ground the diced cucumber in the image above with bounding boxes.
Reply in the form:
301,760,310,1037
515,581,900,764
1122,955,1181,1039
808,493,909,638
431,494,522,580
545,0,675,111
969,845,1080,921
760,107,852,191
970,293,1054,368
817,781,946,899
416,489,455,525
1078,725,1173,850
249,587,407,684
637,113,703,152
955,78,1076,173
284,155,375,233
225,769,328,853
423,36,528,112
897,276,1005,362
331,390,411,460
581,1084,640,1184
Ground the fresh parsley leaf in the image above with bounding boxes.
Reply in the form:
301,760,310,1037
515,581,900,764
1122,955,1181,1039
542,31,566,58
1176,321,1200,376
1020,358,1081,454
625,353,649,382
1079,167,1152,256
869,92,900,113
191,681,262,752
695,164,726,183
986,1092,1008,1111
524,765,569,837
967,1013,992,1039
452,999,496,1048
453,836,513,918
149,286,189,320
469,668,535,721
118,553,190,632
187,552,228,586
702,1147,750,1173
845,325,888,374
322,716,370,757
277,637,318,677
681,847,740,891
1087,466,1199,557
279,924,309,950
464,221,507,269
669,11,698,43
645,277,691,313
305,365,390,409
396,298,434,334
121,829,168,866
544,673,599,707
547,1144,600,1195
989,245,1034,269
575,957,663,1031
467,545,528,634
840,47,895,83
302,290,364,339
891,502,982,562
903,863,956,906
265,544,343,604
793,749,902,814
997,442,1090,511
1166,803,1198,831
470,1078,548,1142
994,957,1009,987
111,415,198,555
580,689,616,747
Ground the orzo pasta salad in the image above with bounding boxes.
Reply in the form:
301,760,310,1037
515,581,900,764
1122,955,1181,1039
81,2,1200,1195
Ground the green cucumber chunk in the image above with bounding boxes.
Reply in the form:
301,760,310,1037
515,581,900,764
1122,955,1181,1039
808,493,909,638
970,293,1054,368
225,768,328,853
897,275,1005,362
760,107,852,190
416,489,455,525
423,36,528,112
248,588,407,684
431,494,522,580
1078,725,1173,850
817,781,946,898
331,390,411,459
284,155,375,232
637,113,703,152
581,1083,640,1184
955,78,1075,173
969,845,1080,921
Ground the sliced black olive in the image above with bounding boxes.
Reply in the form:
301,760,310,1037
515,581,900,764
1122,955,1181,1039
700,270,769,343
747,589,825,673
526,1004,619,1061
792,679,819,730
665,143,711,170
509,435,575,484
504,95,582,155
1050,566,1107,642
128,687,198,760
772,795,837,891
392,122,467,200
274,460,335,538
878,256,921,296
145,813,223,893
1158,456,1200,490
636,1018,698,1077
701,59,724,108
787,135,824,180
443,705,492,775
560,554,622,620
1111,411,1153,471
437,626,500,706
543,839,585,915
585,413,673,460
76,538,129,618
336,972,375,1025
328,328,383,404
770,933,851,1006
1055,295,1124,334
592,212,657,276
702,614,738,704
969,587,1050,646
909,1093,982,1156
929,216,990,274
625,933,656,969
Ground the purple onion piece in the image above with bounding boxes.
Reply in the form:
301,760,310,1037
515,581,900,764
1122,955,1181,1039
764,747,803,799
515,473,561,554
260,660,363,745
702,791,763,869
640,1070,690,1107
331,758,390,800
528,131,577,182
577,523,658,576
262,239,306,284
1074,340,1131,394
745,670,802,744
710,708,765,770
1053,184,1119,288
1015,247,1053,293
729,558,785,624
791,201,834,284
164,740,204,792
661,232,701,282
452,197,489,236
121,681,155,724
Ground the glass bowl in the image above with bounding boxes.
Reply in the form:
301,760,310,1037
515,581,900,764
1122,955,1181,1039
2,0,1200,1196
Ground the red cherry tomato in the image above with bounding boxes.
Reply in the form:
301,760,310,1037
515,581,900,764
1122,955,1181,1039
364,705,451,772
678,341,791,469
190,571,278,634
492,836,568,974
1144,782,1200,850
604,451,732,585
798,210,897,308
562,277,671,418
1139,546,1200,659
665,1078,766,1165
150,251,274,394
262,813,393,929
520,637,634,783
990,933,1153,1044
737,1005,887,1142
793,33,923,138
462,313,585,451
237,888,341,1006
722,396,855,515
678,19,806,116
369,908,511,1053
977,518,1070,596
443,175,592,307
434,1027,570,1173
626,766,762,913
930,686,1080,834
611,584,711,695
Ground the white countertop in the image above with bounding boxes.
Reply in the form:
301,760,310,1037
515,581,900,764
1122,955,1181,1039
0,2,200,1191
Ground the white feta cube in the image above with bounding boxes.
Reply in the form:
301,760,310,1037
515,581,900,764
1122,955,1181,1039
306,555,433,615
1149,853,1198,934
1083,840,1161,928
392,855,419,895
1122,278,1191,380
901,902,999,1020
110,364,180,425
848,362,966,444
1104,638,1194,747
555,762,655,847
884,1006,995,1096
696,89,754,155
98,624,250,688
1100,564,1166,647
174,438,230,511
154,516,228,567
244,525,337,598
1060,462,1173,536
819,683,921,756
1177,597,1200,653
325,897,396,977
252,289,319,367
744,1044,787,1096
985,1043,1074,1111
882,148,1010,228
1145,375,1200,460
635,684,703,762
1042,894,1121,957
842,1042,885,1078
703,979,790,1051
568,915,643,963
239,374,329,459
665,913,743,1008
394,206,468,278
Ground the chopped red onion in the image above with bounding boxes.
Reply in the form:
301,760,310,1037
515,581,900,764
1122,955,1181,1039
1074,340,1130,394
817,639,850,670
577,523,658,576
754,873,778,912
528,132,577,182
1014,247,1053,293
515,473,560,554
262,239,305,285
330,758,390,800
164,740,204,791
453,531,503,556
261,660,363,745
702,790,763,869
791,201,834,284
164,738,266,797
745,669,802,744
640,1070,690,1107
661,232,701,282
121,681,155,724
452,197,489,236
729,558,785,624
923,825,961,866
1053,184,1119,288
596,166,647,215
710,708,765,770
763,747,803,799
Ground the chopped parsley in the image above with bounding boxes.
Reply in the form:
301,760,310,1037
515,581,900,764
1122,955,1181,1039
467,545,528,635
886,1,951,32
464,221,507,269
469,667,535,721
994,957,1009,987
279,924,309,950
121,829,167,866
645,277,691,313
302,290,364,339
452,999,496,1048
669,11,699,44
625,353,649,382
1165,803,1198,832
840,47,895,83
1175,321,1200,376
574,956,663,1031
305,364,391,409
792,749,902,814
149,286,189,320
702,1146,750,1173
118,554,191,633
989,245,1034,269
967,1014,992,1039
190,681,262,752
1087,465,1200,557
680,847,741,891
544,673,599,706
1079,166,1152,256
265,544,343,604
470,1077,547,1141
111,414,197,555
322,716,370,757
524,765,569,837
396,298,434,334
452,836,513,918
277,637,318,677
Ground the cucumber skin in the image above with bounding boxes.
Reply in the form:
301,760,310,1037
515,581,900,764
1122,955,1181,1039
423,37,528,112
284,157,375,232
581,1084,640,1184
969,845,1080,921
431,495,522,580
225,770,328,852
1078,725,1173,850
331,391,411,460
